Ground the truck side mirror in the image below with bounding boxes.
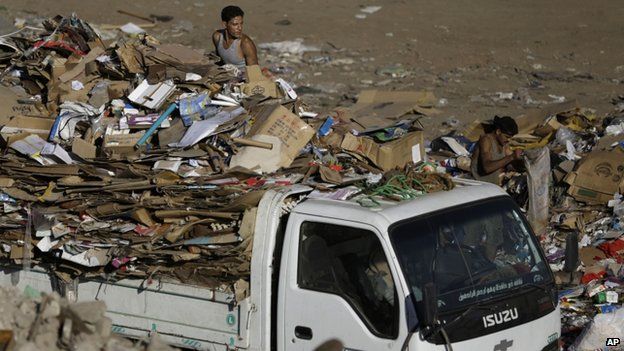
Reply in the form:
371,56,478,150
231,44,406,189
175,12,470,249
563,232,578,273
422,282,438,327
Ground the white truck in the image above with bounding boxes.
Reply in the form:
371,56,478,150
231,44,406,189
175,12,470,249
0,179,561,351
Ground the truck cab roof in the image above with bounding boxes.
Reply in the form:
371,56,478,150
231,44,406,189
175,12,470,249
293,179,508,229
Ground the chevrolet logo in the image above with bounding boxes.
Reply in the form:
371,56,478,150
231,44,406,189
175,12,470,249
494,339,513,351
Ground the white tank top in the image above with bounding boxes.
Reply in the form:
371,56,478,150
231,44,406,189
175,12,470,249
217,32,246,69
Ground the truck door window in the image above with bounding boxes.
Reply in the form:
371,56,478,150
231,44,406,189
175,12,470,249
297,222,398,339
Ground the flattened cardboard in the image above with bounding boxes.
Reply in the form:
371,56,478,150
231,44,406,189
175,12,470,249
248,104,314,164
515,100,579,134
462,119,485,142
116,44,144,74
565,149,624,204
1,187,39,201
245,65,265,82
319,165,343,184
9,245,24,260
349,90,437,132
18,164,80,175
49,57,67,81
594,134,624,151
553,159,576,183
58,47,105,83
580,247,607,267
158,117,186,147
341,131,425,171
0,178,15,187
238,207,257,240
0,86,31,124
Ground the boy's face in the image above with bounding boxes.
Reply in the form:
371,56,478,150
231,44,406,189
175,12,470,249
224,16,244,38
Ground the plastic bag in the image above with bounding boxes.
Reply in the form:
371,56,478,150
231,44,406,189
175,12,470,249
556,126,576,145
523,147,550,236
570,307,624,350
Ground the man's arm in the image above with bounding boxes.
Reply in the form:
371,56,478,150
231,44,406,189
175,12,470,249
478,136,515,174
240,36,258,65
212,31,221,54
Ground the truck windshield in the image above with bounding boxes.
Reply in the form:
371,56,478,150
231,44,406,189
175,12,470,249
390,197,552,313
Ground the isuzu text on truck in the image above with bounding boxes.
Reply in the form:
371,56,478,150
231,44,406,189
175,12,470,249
0,179,561,350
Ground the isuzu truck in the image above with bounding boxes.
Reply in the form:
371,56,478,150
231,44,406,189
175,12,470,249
0,179,560,351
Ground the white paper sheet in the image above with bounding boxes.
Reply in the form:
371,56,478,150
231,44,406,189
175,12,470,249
229,135,282,173
441,136,469,156
171,107,245,148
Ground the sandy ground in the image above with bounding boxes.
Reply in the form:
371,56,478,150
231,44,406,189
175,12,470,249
2,0,624,137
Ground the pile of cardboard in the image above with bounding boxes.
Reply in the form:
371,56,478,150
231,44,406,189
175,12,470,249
0,15,438,296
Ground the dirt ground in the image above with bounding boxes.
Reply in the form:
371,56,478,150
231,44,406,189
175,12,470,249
2,0,624,137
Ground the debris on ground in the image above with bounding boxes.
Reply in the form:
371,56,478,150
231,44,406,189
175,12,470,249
0,286,178,351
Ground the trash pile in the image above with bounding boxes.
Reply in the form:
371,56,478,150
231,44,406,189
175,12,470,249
428,100,624,349
0,286,177,351
0,15,442,299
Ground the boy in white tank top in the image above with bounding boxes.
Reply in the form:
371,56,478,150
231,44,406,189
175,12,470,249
212,5,258,72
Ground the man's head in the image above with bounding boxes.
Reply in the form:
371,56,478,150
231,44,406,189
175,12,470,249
221,5,245,39
492,115,518,144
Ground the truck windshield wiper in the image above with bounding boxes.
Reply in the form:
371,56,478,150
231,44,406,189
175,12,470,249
401,302,495,351
423,302,495,340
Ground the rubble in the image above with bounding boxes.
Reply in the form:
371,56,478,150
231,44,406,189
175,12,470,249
0,286,177,351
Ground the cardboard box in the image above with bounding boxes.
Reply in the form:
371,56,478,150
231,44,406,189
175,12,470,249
241,65,281,98
564,150,624,204
341,131,425,171
0,116,55,145
103,131,145,157
72,137,97,159
247,104,314,164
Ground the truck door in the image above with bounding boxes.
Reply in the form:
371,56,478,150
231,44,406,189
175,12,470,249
278,217,406,351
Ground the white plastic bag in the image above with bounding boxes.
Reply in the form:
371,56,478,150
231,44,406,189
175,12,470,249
571,307,624,350
556,126,576,145
523,147,550,236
